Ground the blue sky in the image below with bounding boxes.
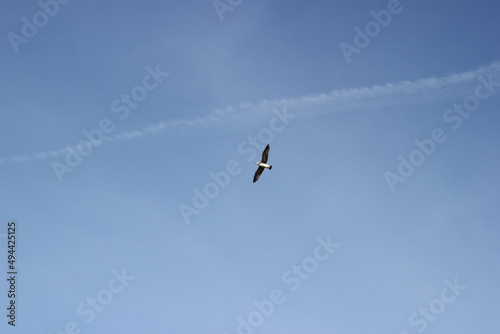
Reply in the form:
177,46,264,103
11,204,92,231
1,0,500,333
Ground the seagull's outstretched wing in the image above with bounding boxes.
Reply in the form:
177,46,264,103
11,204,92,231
261,144,270,163
253,166,265,183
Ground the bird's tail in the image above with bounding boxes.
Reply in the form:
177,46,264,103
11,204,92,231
269,165,272,170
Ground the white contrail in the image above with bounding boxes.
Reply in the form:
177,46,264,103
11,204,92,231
1,61,499,165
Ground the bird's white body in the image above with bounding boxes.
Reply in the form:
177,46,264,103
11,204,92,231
256,162,272,169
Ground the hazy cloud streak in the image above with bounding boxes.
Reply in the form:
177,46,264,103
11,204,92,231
2,61,498,165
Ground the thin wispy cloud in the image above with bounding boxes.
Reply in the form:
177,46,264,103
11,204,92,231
1,61,498,165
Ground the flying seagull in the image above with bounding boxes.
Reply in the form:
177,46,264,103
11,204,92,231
253,144,272,183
